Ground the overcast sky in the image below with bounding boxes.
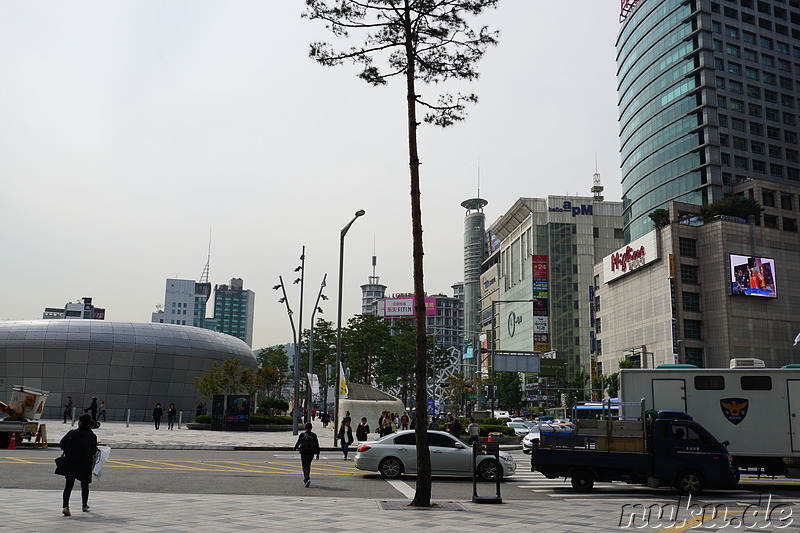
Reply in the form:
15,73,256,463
0,1,624,350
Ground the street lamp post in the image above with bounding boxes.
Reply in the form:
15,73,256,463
334,209,365,446
274,275,300,435
307,274,327,424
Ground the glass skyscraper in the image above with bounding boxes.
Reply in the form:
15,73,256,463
213,278,255,347
617,0,800,241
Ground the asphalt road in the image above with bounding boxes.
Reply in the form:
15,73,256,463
4,448,800,504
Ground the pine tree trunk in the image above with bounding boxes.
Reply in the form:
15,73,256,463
403,1,431,508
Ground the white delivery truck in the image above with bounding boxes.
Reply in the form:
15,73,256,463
620,365,800,477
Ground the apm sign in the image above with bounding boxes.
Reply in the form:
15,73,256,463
548,200,593,217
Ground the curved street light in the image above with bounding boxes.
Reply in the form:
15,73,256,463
334,209,365,446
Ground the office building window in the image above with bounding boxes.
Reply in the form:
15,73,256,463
762,189,776,207
681,264,699,285
785,218,798,232
764,214,779,228
679,237,697,257
683,292,701,312
685,347,705,368
684,319,702,340
752,141,765,154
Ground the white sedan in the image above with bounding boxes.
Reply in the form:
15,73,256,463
354,430,516,481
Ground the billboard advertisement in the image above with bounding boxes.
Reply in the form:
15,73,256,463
381,297,438,316
729,255,777,298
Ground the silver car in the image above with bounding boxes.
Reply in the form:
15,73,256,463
354,430,516,481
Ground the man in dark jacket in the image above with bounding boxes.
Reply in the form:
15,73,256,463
63,396,73,424
294,422,320,487
85,397,98,423
60,413,98,515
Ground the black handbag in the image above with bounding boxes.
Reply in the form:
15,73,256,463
55,432,71,476
54,454,67,476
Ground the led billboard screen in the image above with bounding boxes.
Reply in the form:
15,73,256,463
729,254,777,298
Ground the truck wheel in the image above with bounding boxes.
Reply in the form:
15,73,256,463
378,457,403,479
675,470,704,495
571,469,594,492
478,459,501,481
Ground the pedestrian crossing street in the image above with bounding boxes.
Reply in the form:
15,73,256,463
507,470,760,500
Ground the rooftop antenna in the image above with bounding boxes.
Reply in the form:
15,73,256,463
592,153,605,201
200,227,212,283
369,237,379,285
477,158,480,199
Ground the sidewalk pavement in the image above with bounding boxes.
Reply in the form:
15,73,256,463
30,418,522,451
0,488,629,532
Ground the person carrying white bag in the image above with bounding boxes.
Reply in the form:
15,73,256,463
93,445,111,477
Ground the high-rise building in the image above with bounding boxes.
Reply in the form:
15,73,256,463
152,279,211,328
482,195,624,383
212,278,255,347
617,0,800,242
462,197,488,377
43,297,105,320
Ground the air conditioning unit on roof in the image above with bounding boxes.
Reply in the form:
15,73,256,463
729,358,766,369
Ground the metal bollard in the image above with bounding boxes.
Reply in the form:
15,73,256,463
126,408,131,428
178,411,183,429
71,407,76,427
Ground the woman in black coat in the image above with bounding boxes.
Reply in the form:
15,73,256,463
60,413,98,516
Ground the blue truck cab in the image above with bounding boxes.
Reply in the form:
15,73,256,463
531,409,737,494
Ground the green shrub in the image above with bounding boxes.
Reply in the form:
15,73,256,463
250,415,292,425
258,397,289,414
479,424,515,437
193,414,292,425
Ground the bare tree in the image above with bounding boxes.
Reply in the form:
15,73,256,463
304,0,498,507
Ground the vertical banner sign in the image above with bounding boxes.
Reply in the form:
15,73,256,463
670,279,678,355
339,362,348,398
532,256,550,352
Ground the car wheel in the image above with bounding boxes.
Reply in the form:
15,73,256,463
379,457,403,479
674,470,704,495
477,459,501,481
570,469,594,492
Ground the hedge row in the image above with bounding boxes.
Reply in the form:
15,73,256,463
193,414,292,425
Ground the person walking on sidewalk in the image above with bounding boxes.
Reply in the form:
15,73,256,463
152,403,163,430
294,422,320,487
167,403,177,430
85,397,98,423
98,400,106,422
60,413,98,516
337,419,354,460
63,396,73,424
320,411,330,428
356,417,370,443
467,418,480,445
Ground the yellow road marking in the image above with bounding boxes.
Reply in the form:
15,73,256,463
0,457,42,464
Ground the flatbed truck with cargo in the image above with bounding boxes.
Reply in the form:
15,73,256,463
530,406,737,494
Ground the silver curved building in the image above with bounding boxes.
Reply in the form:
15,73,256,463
0,320,257,419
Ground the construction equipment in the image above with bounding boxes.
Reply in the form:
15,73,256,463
0,385,49,448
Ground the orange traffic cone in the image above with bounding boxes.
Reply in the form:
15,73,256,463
487,433,492,443
8,432,17,450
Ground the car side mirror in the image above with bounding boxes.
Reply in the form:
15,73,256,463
455,442,465,449
722,440,730,446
